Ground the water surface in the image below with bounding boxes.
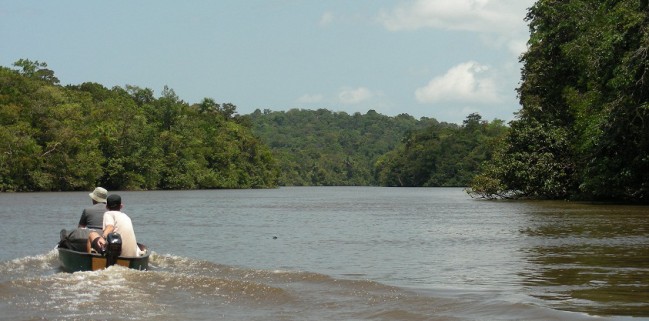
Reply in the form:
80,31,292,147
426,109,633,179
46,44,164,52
0,187,647,320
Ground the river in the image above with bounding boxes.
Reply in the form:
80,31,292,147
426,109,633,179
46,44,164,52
0,187,647,320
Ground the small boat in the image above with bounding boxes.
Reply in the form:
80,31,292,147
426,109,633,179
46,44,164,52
57,242,150,272
57,229,150,272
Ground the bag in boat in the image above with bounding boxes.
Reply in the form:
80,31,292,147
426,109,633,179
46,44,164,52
59,228,93,252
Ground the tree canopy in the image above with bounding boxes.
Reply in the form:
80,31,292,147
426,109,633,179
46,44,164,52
246,108,436,185
0,60,278,192
1,59,511,192
249,109,507,187
469,0,649,202
377,113,508,187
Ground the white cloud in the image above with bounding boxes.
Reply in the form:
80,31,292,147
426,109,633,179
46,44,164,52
377,0,534,57
415,61,501,104
296,93,324,104
319,12,334,26
338,87,374,104
507,38,529,57
378,0,531,33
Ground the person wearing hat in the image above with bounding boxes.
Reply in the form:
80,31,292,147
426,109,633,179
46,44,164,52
78,187,108,230
87,194,141,257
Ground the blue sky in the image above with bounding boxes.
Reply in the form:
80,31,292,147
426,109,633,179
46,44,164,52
1,0,536,124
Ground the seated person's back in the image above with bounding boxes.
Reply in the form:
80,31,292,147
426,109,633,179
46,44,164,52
103,209,139,257
87,194,140,257
79,187,108,229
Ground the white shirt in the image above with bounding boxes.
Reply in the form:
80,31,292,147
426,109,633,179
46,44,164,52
103,210,140,257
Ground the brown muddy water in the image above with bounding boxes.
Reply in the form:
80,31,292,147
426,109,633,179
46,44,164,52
0,187,647,320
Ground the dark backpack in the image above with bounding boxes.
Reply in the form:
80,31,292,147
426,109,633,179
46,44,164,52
59,228,92,252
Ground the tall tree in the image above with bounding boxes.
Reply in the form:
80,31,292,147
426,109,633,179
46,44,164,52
470,0,649,201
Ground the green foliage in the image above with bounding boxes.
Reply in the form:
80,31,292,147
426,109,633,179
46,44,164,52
4,59,504,191
0,62,278,191
472,0,649,201
469,118,575,199
13,59,59,84
249,109,503,187
248,108,439,186
377,113,508,187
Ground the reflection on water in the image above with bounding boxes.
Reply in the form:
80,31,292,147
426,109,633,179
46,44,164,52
519,202,649,317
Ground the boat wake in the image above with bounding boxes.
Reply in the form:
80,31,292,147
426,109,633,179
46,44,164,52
0,251,603,321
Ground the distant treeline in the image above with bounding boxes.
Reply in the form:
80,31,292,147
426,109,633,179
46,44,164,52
249,109,507,187
0,59,508,192
468,0,649,202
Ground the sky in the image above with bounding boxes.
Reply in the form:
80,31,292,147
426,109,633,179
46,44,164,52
0,0,536,124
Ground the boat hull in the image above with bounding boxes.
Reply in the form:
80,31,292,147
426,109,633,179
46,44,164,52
57,244,150,272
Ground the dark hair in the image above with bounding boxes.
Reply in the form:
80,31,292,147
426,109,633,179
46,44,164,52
106,194,122,210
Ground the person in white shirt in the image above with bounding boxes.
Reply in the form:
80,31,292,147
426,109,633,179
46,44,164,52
87,194,141,257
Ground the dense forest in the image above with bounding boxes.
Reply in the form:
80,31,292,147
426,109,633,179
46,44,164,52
0,59,278,192
376,113,507,187
248,108,435,186
1,59,507,191
469,0,649,202
248,109,506,186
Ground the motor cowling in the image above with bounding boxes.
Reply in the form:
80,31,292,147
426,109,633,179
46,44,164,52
105,232,122,267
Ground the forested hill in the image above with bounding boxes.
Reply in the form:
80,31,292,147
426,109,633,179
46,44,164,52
0,60,278,192
247,109,508,187
247,109,437,186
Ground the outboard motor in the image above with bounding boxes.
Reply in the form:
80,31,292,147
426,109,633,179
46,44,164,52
105,232,122,267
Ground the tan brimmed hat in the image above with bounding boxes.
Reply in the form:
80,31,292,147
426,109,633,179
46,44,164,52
89,187,108,203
